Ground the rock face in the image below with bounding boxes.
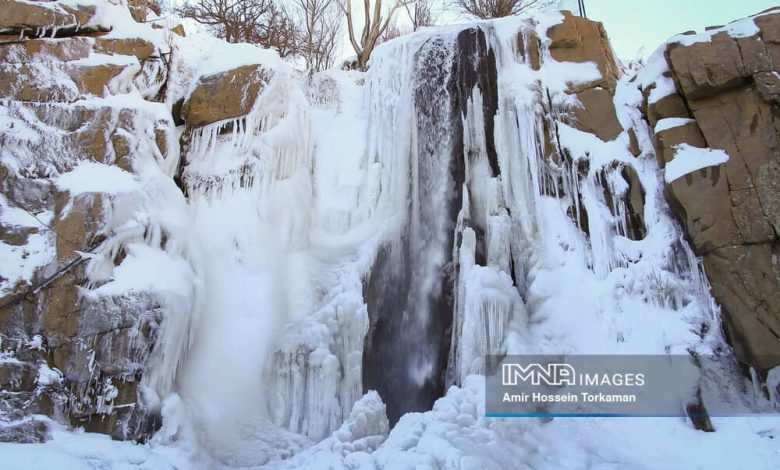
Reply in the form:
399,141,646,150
0,2,182,442
547,10,620,90
181,64,271,127
546,11,647,241
641,9,780,373
0,0,109,37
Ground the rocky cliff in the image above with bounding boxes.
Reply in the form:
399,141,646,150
0,0,186,442
638,8,780,375
0,0,778,458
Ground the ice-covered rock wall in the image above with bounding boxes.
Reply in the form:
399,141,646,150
0,0,198,442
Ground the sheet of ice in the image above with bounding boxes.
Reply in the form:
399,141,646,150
664,143,730,183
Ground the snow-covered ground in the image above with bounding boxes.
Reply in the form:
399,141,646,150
2,6,780,470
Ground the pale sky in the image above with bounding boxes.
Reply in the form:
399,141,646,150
581,0,778,60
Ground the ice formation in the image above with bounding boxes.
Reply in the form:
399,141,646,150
2,4,780,470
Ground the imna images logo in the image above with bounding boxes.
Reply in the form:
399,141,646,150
501,361,646,387
502,362,576,386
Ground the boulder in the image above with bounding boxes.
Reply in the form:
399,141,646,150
66,60,135,97
182,64,271,127
754,71,780,104
666,32,748,100
646,92,689,128
704,244,780,372
570,87,623,141
171,24,186,37
0,0,107,37
0,62,79,101
94,37,155,61
547,10,620,89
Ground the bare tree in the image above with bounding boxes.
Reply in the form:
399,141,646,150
404,0,434,31
378,18,406,43
293,0,343,72
178,0,300,57
339,0,411,70
454,0,553,19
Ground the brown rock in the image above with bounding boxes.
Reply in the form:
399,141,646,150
736,36,771,75
755,11,780,43
66,62,132,97
53,191,104,263
703,244,780,372
0,63,79,102
652,119,706,168
94,38,155,61
627,128,640,157
658,12,780,374
127,0,160,23
182,64,271,127
665,164,742,253
666,32,748,100
754,71,780,104
729,187,775,243
111,133,135,172
0,0,106,37
689,85,779,216
0,418,50,443
646,92,689,128
621,166,646,240
516,30,540,71
547,10,620,89
0,361,37,392
171,24,186,37
570,87,623,141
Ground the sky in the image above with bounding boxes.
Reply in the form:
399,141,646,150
579,0,778,60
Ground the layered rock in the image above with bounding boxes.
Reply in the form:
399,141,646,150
0,0,110,38
640,8,780,374
0,1,192,442
546,11,647,240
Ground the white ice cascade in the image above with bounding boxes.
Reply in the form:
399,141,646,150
176,65,316,466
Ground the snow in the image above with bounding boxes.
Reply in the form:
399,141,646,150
55,161,140,194
0,419,179,470
664,143,730,183
0,226,56,297
655,117,695,133
195,42,283,77
670,15,761,46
